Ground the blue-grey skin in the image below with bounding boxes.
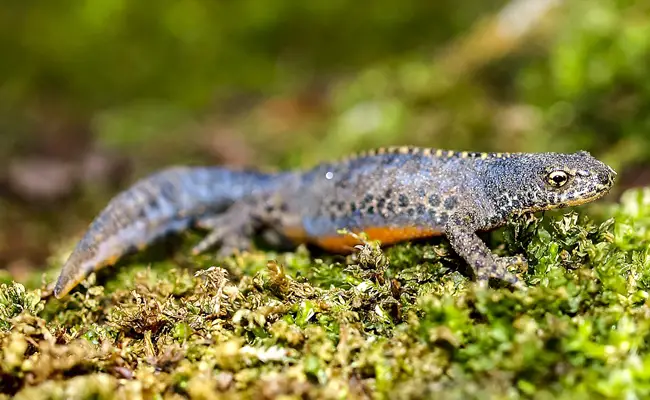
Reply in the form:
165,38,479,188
53,147,616,298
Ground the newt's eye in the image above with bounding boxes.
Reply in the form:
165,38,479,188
546,170,569,188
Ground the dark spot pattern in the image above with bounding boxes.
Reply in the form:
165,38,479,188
428,195,440,207
398,194,410,207
416,204,426,215
444,196,458,210
137,207,148,220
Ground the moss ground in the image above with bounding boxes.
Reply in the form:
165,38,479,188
2,189,650,399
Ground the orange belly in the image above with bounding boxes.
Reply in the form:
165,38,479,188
283,225,443,253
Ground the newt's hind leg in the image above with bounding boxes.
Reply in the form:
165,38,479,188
192,202,261,256
445,215,526,289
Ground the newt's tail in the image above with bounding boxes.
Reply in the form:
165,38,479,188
53,166,277,298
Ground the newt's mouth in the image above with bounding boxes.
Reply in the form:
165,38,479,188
520,185,612,214
561,188,611,207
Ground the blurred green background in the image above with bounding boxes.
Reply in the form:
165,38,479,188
1,0,649,280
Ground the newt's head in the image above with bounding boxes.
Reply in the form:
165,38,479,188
480,151,616,217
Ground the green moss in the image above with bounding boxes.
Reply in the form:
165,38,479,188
0,283,44,331
3,188,650,398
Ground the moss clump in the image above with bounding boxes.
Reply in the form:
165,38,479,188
2,188,650,398
0,283,44,331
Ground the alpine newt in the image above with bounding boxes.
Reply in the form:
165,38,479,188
53,146,616,297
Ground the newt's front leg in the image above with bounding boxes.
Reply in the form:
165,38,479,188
445,213,526,289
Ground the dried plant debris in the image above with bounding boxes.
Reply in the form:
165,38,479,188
3,188,650,398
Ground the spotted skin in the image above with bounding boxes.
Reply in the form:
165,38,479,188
53,147,616,298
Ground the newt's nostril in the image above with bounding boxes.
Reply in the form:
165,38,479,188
598,173,611,185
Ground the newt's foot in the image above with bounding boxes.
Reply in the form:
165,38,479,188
476,255,528,289
192,207,256,257
496,255,528,270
